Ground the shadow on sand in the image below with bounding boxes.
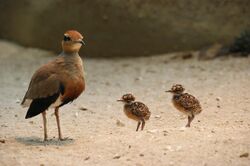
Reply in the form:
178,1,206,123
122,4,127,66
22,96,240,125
15,137,74,146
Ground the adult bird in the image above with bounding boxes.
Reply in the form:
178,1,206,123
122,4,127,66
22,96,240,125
21,30,85,141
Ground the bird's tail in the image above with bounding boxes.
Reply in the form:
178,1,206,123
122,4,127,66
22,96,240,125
25,93,59,119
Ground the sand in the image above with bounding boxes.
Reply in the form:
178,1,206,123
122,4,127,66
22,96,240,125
0,40,249,166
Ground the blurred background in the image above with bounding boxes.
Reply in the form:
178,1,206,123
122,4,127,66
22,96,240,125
0,0,249,57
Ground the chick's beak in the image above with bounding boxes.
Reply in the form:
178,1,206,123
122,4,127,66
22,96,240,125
117,99,123,102
80,40,85,45
77,39,85,45
165,90,172,93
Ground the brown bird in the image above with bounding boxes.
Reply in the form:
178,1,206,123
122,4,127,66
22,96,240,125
117,94,151,131
166,84,202,127
21,30,85,141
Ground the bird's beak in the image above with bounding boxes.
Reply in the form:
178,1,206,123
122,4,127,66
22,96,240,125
80,40,85,45
77,39,85,45
165,90,172,93
117,99,123,102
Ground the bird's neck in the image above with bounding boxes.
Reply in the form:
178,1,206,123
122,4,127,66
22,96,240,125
173,93,182,100
124,101,133,106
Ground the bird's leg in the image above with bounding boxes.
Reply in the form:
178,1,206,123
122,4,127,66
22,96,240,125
136,121,141,131
55,107,63,140
186,114,195,127
42,111,48,141
141,119,145,131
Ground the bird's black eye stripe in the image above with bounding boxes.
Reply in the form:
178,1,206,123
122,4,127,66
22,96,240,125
64,35,71,41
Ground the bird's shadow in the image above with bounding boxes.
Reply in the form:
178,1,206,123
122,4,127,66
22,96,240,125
15,137,74,146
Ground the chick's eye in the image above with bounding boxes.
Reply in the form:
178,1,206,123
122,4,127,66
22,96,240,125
64,36,71,41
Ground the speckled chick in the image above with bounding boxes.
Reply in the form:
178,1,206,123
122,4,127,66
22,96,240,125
117,94,151,131
166,84,202,127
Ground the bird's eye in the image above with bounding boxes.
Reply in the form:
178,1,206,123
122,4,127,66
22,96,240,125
64,36,71,41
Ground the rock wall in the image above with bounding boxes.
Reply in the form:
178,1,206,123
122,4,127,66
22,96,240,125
0,0,249,57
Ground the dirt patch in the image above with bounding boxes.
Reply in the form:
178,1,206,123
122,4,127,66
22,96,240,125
0,40,249,165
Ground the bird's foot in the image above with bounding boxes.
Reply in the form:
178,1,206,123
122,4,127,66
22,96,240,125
58,137,72,141
185,124,191,127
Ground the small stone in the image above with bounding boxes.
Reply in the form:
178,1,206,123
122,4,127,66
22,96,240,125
84,156,90,160
217,105,221,108
179,127,186,131
16,99,21,103
135,77,143,81
239,152,249,158
116,119,125,127
147,129,158,134
165,145,172,151
139,153,144,157
79,107,88,111
113,155,121,159
216,97,222,101
29,121,34,124
128,145,131,149
1,124,8,127
15,114,18,117
75,112,78,118
0,139,5,143
154,115,161,118
182,53,193,59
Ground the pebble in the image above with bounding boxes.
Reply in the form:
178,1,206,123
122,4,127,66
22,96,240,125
179,127,186,131
74,112,78,118
84,156,90,160
0,139,5,143
113,154,121,159
216,97,222,101
239,152,249,158
154,115,161,118
79,107,88,111
116,120,125,127
147,129,158,134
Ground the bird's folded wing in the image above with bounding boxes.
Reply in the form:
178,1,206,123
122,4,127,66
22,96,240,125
21,69,61,105
131,102,148,117
179,94,197,109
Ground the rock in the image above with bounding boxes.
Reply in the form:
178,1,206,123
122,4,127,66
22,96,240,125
74,112,78,118
179,127,186,131
199,44,223,60
139,153,144,157
113,154,121,159
216,97,222,101
181,53,193,59
79,107,88,111
147,129,158,134
84,156,90,160
154,115,161,118
239,152,249,158
0,139,5,143
135,77,143,81
116,120,125,127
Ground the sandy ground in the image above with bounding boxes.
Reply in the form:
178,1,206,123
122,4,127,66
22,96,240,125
0,40,249,166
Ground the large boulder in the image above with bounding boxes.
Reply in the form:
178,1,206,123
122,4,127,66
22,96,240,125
0,0,249,57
